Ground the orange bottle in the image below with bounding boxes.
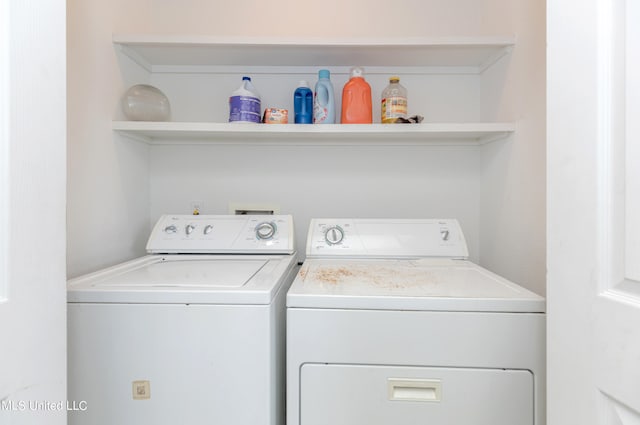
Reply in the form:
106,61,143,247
341,67,372,124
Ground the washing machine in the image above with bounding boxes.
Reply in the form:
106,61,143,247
287,218,545,425
67,214,297,425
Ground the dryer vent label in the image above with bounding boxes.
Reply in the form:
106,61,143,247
132,380,151,400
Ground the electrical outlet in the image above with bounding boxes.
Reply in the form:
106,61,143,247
190,200,204,215
132,380,150,400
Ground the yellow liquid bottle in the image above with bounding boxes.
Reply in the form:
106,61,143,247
381,76,407,123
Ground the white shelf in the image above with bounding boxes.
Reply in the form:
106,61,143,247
113,36,516,146
113,121,515,146
113,35,515,74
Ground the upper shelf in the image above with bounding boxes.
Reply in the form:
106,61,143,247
113,36,516,146
113,121,515,146
113,35,515,74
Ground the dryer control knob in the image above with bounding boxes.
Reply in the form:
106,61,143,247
185,224,195,235
164,225,177,234
204,224,214,235
325,225,344,245
256,222,277,240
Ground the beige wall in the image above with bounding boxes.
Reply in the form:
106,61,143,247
148,0,486,37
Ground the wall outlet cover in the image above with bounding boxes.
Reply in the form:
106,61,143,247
132,380,151,400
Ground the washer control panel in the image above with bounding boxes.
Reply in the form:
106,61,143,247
147,215,294,254
307,218,469,259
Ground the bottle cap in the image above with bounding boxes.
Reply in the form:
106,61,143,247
242,76,251,81
298,80,310,88
350,67,365,78
318,69,330,79
389,76,400,82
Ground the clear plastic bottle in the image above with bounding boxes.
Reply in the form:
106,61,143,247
341,67,372,124
313,70,336,124
229,76,261,123
381,76,407,123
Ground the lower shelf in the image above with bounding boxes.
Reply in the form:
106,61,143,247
112,121,515,146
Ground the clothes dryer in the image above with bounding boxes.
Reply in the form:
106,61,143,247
68,214,297,425
287,218,545,425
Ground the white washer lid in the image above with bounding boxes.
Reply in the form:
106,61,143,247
287,258,545,313
68,254,297,304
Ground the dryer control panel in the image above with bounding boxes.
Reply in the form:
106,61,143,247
306,218,468,259
146,215,295,254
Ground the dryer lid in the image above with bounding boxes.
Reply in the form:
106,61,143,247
287,258,545,313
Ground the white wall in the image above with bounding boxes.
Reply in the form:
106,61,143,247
0,0,67,423
67,0,546,296
149,145,482,264
479,0,547,295
67,0,153,278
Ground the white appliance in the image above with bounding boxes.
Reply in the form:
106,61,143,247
287,218,545,425
68,214,297,425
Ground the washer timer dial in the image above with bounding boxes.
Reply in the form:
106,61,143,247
324,225,345,245
255,221,277,240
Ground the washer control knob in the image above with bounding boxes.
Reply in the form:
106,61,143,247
441,230,450,241
164,225,177,234
185,224,195,235
325,225,345,245
256,222,276,240
204,224,214,235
